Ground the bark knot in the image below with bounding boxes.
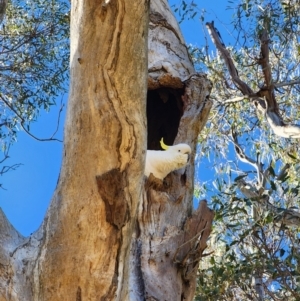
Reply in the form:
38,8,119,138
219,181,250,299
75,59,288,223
96,168,129,229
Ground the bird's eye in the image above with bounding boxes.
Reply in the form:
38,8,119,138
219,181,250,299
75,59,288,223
178,150,181,152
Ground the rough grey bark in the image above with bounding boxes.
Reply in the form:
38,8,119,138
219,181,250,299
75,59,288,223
127,1,214,300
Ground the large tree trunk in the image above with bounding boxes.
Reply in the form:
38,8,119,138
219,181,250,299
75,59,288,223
0,1,213,300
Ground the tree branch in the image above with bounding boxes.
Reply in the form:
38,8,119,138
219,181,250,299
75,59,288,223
274,79,300,88
258,97,300,138
231,130,264,186
222,94,257,104
0,94,63,142
205,21,253,95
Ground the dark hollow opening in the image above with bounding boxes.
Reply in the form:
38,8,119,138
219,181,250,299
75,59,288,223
147,88,185,150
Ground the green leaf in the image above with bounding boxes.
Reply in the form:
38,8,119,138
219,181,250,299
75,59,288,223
287,153,298,161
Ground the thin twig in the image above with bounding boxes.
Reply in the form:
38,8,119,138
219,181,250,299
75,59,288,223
274,79,300,88
0,94,63,142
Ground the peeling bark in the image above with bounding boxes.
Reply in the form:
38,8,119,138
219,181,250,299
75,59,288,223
128,2,214,300
0,209,42,301
148,0,194,90
131,188,213,301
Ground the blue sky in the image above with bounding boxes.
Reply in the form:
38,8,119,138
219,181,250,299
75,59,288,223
0,1,232,236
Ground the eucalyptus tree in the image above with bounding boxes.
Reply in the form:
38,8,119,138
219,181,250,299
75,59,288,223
0,0,214,300
0,0,69,177
183,0,300,300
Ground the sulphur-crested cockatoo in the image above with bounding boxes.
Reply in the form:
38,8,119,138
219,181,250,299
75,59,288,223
145,138,191,180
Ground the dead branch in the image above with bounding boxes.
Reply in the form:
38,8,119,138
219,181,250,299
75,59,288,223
206,22,253,96
258,30,274,90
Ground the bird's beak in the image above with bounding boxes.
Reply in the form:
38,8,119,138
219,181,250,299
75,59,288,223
160,138,169,150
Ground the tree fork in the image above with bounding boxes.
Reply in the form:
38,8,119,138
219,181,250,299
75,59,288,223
129,1,214,300
0,1,214,300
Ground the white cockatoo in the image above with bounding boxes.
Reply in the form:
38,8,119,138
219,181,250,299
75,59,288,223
145,138,191,180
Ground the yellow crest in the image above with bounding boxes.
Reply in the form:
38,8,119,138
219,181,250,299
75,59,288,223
160,138,169,150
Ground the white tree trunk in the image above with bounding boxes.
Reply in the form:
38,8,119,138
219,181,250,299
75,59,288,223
0,1,214,300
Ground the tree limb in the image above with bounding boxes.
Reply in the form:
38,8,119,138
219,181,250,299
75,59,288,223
206,22,253,95
222,95,257,104
206,21,300,139
231,130,264,186
257,97,300,138
255,29,300,137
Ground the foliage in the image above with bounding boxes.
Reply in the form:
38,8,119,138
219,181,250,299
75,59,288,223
172,0,199,23
176,0,300,300
0,0,69,162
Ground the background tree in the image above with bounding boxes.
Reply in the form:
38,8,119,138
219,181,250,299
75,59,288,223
0,0,213,300
0,0,69,179
172,0,300,299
